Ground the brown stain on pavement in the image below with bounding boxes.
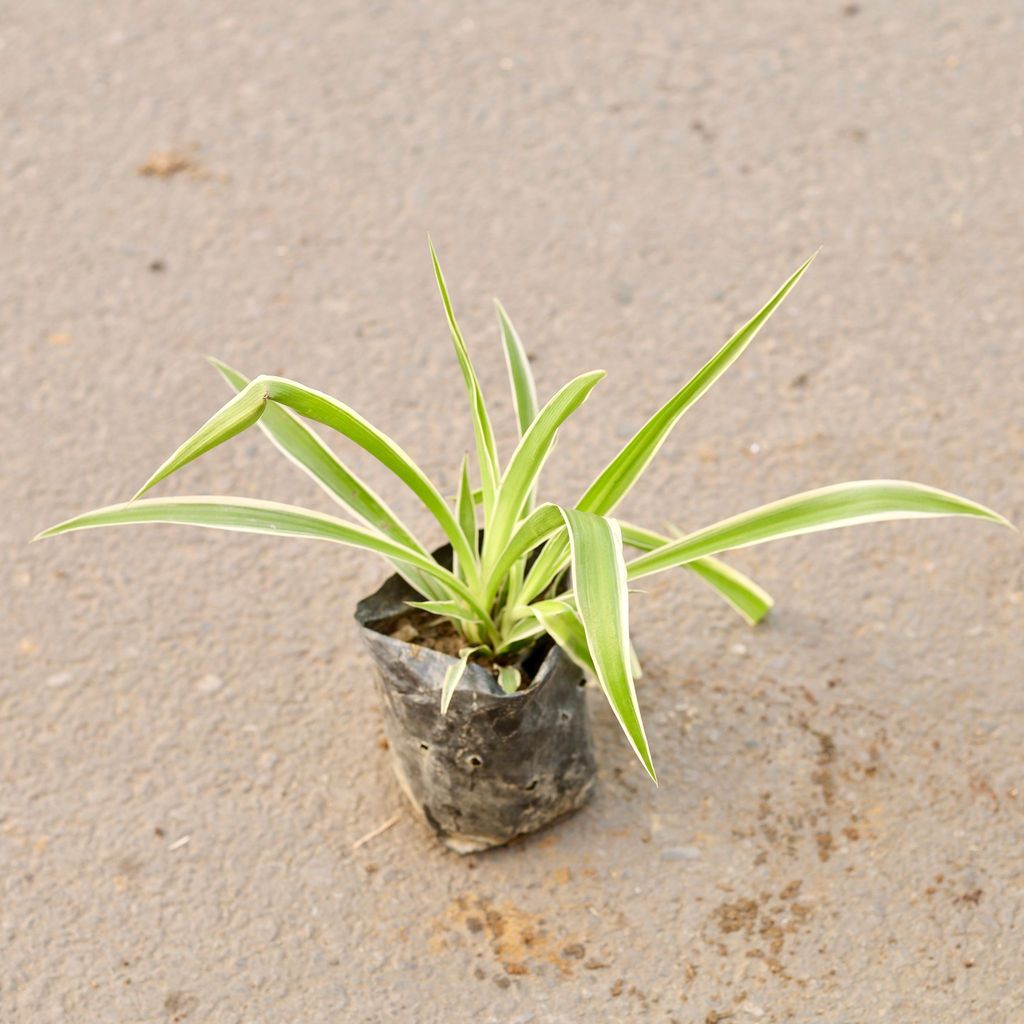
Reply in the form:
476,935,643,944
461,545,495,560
707,881,817,981
431,894,586,978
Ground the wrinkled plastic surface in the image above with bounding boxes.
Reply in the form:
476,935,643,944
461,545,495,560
354,557,597,853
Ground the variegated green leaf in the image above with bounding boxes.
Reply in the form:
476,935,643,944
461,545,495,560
531,599,595,674
404,599,483,627
132,374,480,587
581,253,817,515
33,495,492,631
429,240,500,523
618,521,774,625
454,452,478,583
208,357,440,599
441,646,486,714
481,371,604,572
497,665,521,694
557,507,655,782
522,253,817,600
482,503,566,608
495,300,538,438
627,481,1011,580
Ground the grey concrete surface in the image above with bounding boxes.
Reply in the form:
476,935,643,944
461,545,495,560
3,2,1022,1021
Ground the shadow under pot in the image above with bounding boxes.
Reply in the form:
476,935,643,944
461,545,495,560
354,548,597,854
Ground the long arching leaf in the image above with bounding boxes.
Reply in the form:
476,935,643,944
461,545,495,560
208,358,428,552
626,481,1012,580
132,375,480,587
581,252,817,515
34,497,495,631
522,253,817,599
208,357,440,600
617,521,774,625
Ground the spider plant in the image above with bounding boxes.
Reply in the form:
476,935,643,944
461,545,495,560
36,243,1011,782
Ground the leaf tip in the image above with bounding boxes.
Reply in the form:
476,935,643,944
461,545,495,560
981,501,1016,531
959,495,1015,531
205,354,235,376
794,248,820,278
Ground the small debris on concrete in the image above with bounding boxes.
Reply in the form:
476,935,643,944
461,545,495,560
661,846,701,862
351,811,401,850
196,674,224,694
137,149,204,179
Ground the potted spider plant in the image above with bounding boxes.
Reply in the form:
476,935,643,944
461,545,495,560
37,243,1011,853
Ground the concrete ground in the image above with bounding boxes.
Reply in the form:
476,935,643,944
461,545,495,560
3,2,1022,1021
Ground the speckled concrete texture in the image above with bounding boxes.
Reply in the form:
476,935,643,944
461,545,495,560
3,2,1022,1022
